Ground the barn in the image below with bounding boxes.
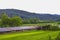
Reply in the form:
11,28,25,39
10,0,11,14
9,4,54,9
0,25,50,33
0,26,37,33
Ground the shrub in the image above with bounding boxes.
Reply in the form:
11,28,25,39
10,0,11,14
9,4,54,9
48,35,52,40
55,33,60,40
49,25,60,31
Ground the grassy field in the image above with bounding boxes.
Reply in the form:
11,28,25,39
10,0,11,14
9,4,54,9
22,22,58,26
0,30,60,40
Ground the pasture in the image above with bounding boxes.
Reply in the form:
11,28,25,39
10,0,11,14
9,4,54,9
22,22,58,26
0,30,60,40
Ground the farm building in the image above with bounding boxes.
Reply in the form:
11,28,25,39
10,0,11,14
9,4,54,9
0,26,37,33
0,25,50,33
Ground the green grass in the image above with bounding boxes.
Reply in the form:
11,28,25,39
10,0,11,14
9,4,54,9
22,23,58,26
22,23,49,26
0,30,60,40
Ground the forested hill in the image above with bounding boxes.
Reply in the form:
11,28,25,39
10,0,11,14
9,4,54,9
0,9,60,21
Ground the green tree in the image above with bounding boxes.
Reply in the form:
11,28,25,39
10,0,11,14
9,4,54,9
11,16,22,26
1,13,10,27
0,13,23,27
29,18,39,24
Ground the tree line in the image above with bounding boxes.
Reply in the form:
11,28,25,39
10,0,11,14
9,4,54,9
0,13,22,27
0,13,41,27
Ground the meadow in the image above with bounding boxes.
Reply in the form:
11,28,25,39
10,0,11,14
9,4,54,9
22,22,58,26
0,30,60,40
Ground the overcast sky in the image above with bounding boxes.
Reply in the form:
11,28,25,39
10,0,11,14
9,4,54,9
0,0,60,14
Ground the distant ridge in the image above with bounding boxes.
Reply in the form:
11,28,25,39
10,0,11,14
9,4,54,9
0,9,60,21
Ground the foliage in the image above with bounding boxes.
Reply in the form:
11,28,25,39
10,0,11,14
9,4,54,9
55,33,60,40
1,13,10,27
48,25,60,31
11,16,22,26
48,35,52,40
0,13,23,27
23,18,40,24
29,18,40,24
37,25,60,31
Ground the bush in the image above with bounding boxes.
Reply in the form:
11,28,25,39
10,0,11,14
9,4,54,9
55,33,60,40
0,13,23,27
48,35,52,40
49,25,60,31
41,24,60,31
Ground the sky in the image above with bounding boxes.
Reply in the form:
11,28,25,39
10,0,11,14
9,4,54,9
0,0,60,14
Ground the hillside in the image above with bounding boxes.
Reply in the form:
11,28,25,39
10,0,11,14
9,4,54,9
0,9,60,21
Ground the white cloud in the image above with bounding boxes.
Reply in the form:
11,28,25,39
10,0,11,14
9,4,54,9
0,0,60,14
